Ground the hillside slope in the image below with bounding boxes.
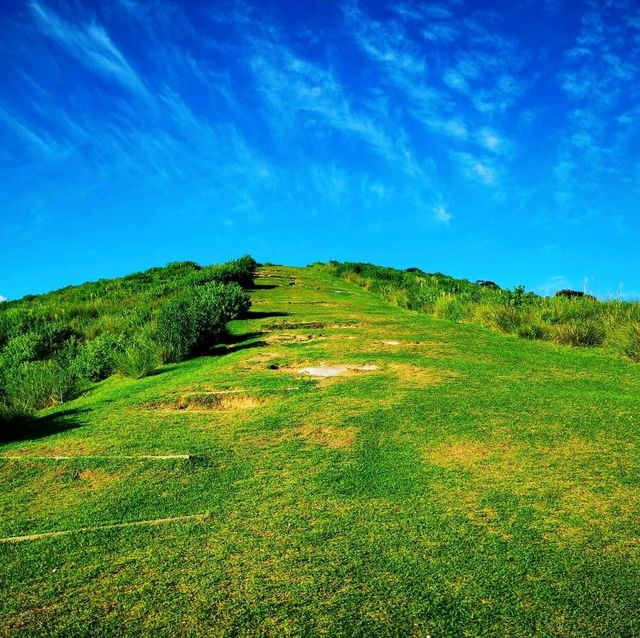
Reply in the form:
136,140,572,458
1,265,639,637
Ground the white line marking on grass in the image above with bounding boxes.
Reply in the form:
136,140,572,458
0,454,192,461
0,514,208,543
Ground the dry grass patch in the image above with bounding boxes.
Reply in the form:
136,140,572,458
294,424,356,450
427,436,640,546
297,363,378,378
73,468,116,490
428,440,518,469
263,320,357,331
389,363,458,386
143,391,264,412
265,333,327,345
177,392,263,411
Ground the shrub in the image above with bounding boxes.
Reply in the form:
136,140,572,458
615,323,640,361
476,280,501,290
2,361,79,414
189,255,258,289
476,305,522,333
381,285,411,309
434,296,467,322
114,335,161,379
517,323,546,340
0,332,44,370
0,322,76,371
155,282,251,362
155,297,197,363
75,333,127,382
555,289,596,300
194,281,251,322
550,321,605,347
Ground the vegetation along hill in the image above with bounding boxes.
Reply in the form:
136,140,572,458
1,257,639,636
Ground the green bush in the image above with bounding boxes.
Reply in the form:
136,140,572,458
114,335,161,379
189,255,258,289
2,361,79,414
155,282,251,362
75,333,126,382
0,332,44,370
550,321,605,347
617,324,640,361
434,296,467,322
194,281,251,321
517,323,546,340
476,305,522,334
155,297,196,363
0,323,76,371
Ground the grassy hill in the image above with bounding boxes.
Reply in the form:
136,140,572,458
1,264,639,636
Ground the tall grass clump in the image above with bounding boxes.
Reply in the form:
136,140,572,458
114,333,162,379
474,305,522,334
607,323,640,361
434,296,468,322
75,333,126,382
156,282,251,362
549,321,606,347
0,255,257,420
2,361,79,415
319,261,640,361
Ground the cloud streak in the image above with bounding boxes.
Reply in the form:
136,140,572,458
28,1,150,99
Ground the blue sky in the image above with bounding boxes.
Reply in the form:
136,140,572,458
1,0,639,300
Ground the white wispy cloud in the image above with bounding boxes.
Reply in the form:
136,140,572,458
28,1,150,99
0,295,7,303
0,104,62,156
250,41,400,163
450,151,499,187
344,0,521,191
434,205,452,224
554,1,640,215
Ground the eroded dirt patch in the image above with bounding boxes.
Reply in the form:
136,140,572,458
265,333,327,345
145,391,264,412
178,392,263,411
262,320,358,330
297,364,378,377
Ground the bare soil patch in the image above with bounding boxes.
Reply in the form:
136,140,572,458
297,364,378,378
265,333,327,345
144,391,263,412
177,392,263,411
263,320,357,331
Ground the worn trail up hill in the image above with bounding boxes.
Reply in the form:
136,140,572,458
1,265,639,637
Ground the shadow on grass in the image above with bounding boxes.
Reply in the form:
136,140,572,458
211,331,267,356
145,363,181,378
246,310,290,319
223,340,268,355
0,408,87,446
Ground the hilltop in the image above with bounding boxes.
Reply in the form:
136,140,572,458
0,262,639,636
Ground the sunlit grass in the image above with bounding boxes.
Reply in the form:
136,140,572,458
1,266,639,636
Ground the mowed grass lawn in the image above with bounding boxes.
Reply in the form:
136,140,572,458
1,266,639,637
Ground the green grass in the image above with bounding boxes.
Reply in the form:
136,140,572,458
1,265,639,637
